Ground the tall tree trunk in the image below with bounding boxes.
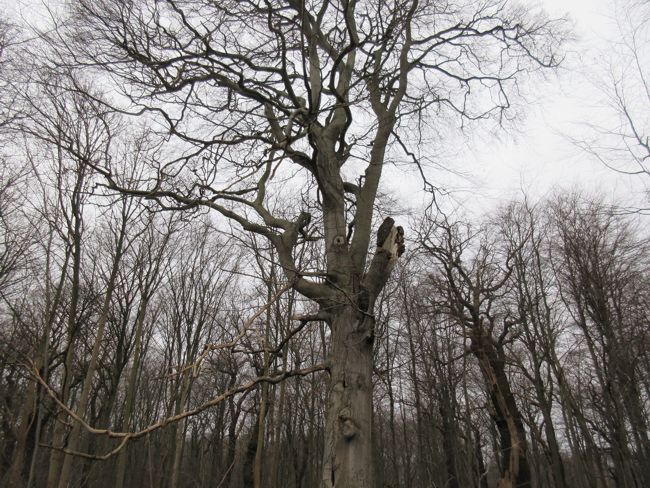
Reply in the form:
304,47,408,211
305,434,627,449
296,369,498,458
403,295,427,487
253,375,269,488
534,379,567,488
57,206,129,488
243,420,259,488
169,372,192,488
114,297,149,488
320,218,403,488
269,343,288,488
322,305,375,488
6,376,37,486
115,220,172,488
474,428,489,488
439,387,460,488
26,230,70,488
47,197,83,488
254,270,275,488
223,372,241,488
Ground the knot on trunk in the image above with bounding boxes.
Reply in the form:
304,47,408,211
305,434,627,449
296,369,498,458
338,407,358,440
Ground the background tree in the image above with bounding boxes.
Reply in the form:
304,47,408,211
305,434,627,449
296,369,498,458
550,195,650,488
419,216,533,488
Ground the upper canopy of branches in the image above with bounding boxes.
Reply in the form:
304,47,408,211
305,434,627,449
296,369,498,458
39,0,566,300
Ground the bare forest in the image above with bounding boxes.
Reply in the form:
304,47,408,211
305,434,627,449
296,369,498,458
0,1,649,488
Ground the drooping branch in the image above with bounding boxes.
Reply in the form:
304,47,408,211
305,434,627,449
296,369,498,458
33,362,328,457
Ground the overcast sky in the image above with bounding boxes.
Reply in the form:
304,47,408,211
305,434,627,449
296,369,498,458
452,0,650,214
3,0,647,217
379,0,650,219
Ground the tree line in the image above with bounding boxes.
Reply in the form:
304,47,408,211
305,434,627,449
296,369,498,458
3,163,650,488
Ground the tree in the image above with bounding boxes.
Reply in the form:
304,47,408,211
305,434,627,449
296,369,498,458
41,1,564,485
419,215,533,488
113,211,178,488
0,16,30,298
577,0,650,210
497,200,568,488
550,194,650,487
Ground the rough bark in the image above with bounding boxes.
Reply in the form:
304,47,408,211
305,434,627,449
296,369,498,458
321,221,403,488
322,305,375,488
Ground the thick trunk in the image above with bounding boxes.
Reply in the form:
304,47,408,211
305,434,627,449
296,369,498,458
322,305,375,488
319,218,402,488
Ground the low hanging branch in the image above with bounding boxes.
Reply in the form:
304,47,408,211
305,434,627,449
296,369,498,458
33,362,328,460
31,279,326,462
169,281,294,379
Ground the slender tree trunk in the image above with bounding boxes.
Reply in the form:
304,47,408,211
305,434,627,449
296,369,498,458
170,372,192,488
26,231,70,488
474,428,489,488
57,211,128,488
254,273,274,488
115,220,171,487
617,368,650,486
115,297,150,488
404,300,427,487
386,362,399,486
6,376,37,486
47,205,83,488
439,387,460,488
223,372,240,488
535,383,567,488
243,419,259,488
269,344,288,488
253,369,270,488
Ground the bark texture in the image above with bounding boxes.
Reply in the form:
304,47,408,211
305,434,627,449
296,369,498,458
321,220,404,488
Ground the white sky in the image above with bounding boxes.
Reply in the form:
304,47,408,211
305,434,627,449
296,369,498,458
448,0,650,214
3,0,647,216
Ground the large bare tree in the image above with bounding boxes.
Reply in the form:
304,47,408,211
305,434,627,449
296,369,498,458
42,1,564,485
